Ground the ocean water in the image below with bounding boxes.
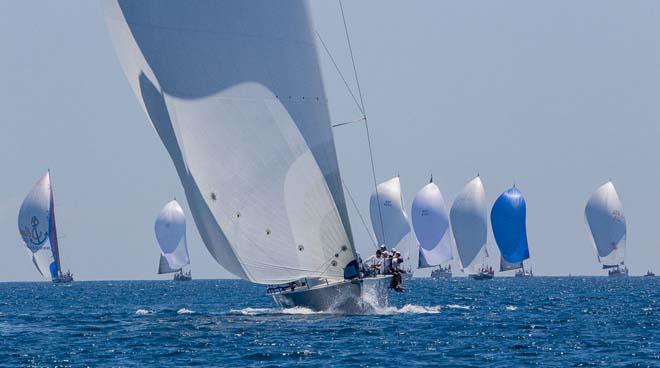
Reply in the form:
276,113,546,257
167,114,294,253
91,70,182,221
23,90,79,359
0,277,658,367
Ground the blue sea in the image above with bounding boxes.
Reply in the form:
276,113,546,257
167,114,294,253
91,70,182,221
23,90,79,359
0,277,658,367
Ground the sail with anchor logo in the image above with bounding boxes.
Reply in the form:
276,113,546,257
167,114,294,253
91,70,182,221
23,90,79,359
18,171,72,282
104,0,392,311
585,181,627,275
155,200,191,279
411,178,452,269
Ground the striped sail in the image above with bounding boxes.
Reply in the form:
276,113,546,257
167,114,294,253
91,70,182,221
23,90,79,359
18,171,60,280
104,1,356,284
491,186,530,271
585,181,626,267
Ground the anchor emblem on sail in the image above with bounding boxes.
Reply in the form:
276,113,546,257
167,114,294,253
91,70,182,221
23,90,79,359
29,216,48,246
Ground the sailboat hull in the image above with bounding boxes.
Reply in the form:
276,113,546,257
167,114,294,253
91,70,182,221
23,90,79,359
270,275,392,313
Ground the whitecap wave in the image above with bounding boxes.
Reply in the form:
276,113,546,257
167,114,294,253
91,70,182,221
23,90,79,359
375,304,441,315
135,308,153,315
446,304,471,310
177,308,195,315
505,305,518,311
230,307,322,316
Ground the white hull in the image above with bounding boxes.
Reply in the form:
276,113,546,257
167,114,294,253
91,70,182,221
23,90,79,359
270,276,392,313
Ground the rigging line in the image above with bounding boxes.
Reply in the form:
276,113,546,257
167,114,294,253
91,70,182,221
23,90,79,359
331,118,363,128
342,180,377,248
338,0,386,246
338,0,365,113
314,31,364,116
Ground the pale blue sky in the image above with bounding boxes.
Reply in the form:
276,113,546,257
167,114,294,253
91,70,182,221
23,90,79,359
2,1,660,281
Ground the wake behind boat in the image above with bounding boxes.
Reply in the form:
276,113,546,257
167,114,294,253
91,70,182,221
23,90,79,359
18,171,73,284
105,0,393,311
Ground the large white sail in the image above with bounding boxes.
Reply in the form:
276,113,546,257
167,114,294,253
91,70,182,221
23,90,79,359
18,171,60,279
412,181,452,268
449,176,487,270
104,1,356,284
585,181,626,266
370,177,413,252
155,200,190,274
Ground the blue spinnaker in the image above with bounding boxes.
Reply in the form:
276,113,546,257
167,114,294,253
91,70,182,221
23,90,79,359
491,187,530,264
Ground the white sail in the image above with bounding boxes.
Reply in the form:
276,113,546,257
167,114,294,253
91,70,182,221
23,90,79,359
104,1,356,284
449,176,487,270
155,200,190,273
18,172,59,280
412,181,452,268
585,181,626,266
158,254,179,274
370,177,413,252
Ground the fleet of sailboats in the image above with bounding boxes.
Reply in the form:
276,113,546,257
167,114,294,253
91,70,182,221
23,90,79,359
7,2,655,315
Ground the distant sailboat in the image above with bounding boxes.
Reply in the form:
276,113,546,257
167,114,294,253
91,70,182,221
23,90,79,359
585,181,628,277
411,177,452,279
155,200,191,281
491,186,531,276
450,176,493,279
18,171,73,283
104,0,391,311
370,177,415,270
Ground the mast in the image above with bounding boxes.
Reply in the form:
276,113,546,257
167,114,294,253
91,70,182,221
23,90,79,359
47,170,62,277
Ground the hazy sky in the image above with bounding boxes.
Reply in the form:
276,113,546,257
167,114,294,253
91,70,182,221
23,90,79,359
2,1,660,281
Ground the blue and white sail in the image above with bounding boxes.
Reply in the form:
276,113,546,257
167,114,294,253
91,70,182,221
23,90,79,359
412,180,452,268
18,171,61,280
450,176,488,271
155,200,190,274
491,186,530,271
370,177,414,256
104,1,357,284
585,181,626,268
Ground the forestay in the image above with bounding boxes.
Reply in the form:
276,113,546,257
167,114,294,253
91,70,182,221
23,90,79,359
450,176,487,270
370,177,413,252
155,200,190,274
412,181,452,268
585,181,626,266
104,1,356,284
491,186,530,270
18,171,59,280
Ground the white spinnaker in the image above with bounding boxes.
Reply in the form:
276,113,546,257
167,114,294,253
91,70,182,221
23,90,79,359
585,181,626,266
370,177,413,252
104,1,355,284
18,172,56,279
155,200,190,273
412,182,452,268
450,176,488,270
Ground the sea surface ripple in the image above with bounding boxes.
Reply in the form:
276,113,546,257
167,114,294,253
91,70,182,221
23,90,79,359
0,277,658,367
